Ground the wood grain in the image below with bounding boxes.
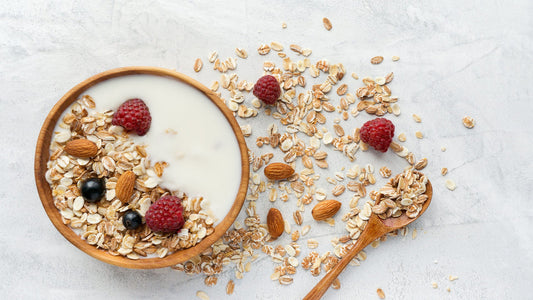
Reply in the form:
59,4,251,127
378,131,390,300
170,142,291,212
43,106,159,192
34,67,249,269
303,181,433,300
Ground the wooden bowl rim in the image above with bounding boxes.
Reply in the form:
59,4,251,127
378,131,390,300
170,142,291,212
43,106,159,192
34,66,250,269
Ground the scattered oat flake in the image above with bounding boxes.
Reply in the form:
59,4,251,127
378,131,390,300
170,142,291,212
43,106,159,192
284,220,291,234
441,146,446,152
462,116,475,128
196,291,209,300
371,56,384,64
302,225,311,236
377,288,386,299
207,51,218,63
270,41,284,51
441,168,448,176
379,166,392,178
290,44,302,54
414,158,428,170
323,17,332,30
307,239,319,249
392,104,401,116
351,73,359,80
193,58,203,72
412,114,422,123
447,287,451,292
398,133,406,142
415,131,423,139
449,275,459,281
412,228,417,239
226,280,235,295
282,22,287,29
279,275,293,285
431,281,438,289
271,271,281,281
209,81,219,92
445,179,456,191
235,48,248,59
258,44,271,55
392,56,400,61
332,278,341,289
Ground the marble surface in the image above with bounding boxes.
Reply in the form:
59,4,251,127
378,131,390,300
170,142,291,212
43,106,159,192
1,0,532,299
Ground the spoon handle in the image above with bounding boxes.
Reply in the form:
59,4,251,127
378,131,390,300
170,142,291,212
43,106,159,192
303,217,390,300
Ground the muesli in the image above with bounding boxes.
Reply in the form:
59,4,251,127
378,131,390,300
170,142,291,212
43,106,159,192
46,95,214,259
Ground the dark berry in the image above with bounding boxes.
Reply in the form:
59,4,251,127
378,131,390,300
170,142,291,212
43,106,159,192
360,118,395,152
80,177,105,203
145,195,184,233
112,98,152,136
122,210,143,230
253,75,281,105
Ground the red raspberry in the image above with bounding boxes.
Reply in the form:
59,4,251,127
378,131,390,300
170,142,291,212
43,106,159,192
253,75,281,105
360,118,395,152
145,195,184,233
112,98,151,136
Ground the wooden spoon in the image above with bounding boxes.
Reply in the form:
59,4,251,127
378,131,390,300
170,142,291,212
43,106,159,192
304,180,433,300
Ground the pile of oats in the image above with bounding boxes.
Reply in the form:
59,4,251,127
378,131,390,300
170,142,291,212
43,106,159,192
371,169,429,219
46,96,215,259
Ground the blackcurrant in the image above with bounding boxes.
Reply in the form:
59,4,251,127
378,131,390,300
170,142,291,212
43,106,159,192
123,210,143,230
80,177,105,203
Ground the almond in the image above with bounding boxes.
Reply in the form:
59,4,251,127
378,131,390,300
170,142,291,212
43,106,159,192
264,162,295,180
64,139,98,158
267,208,284,239
116,171,136,203
311,200,341,221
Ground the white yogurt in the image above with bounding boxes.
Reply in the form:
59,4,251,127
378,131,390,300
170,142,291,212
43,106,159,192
81,74,242,223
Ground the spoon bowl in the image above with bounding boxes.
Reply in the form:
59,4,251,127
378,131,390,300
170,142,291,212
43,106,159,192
304,179,433,300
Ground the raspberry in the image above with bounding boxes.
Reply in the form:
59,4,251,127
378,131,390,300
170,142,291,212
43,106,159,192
112,98,152,136
253,75,281,105
360,118,395,152
145,195,184,233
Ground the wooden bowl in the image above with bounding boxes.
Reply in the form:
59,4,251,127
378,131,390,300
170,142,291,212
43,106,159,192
34,67,249,269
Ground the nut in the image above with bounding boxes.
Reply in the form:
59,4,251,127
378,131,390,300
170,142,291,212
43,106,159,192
267,208,284,239
264,162,295,180
116,171,136,203
311,200,341,221
64,139,98,158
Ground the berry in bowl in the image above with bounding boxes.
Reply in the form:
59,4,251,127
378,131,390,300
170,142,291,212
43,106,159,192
35,67,249,269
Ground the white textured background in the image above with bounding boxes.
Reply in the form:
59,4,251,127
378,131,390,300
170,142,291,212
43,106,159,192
1,1,532,299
